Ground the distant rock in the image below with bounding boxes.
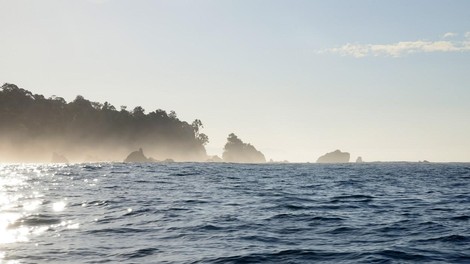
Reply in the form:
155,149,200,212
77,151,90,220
317,150,350,163
124,148,150,163
163,158,175,163
222,133,266,163
51,152,69,163
269,159,289,164
356,156,363,163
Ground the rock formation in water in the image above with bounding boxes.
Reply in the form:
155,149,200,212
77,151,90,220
317,150,350,163
356,156,363,163
222,133,266,163
124,148,150,162
51,152,69,163
269,159,289,163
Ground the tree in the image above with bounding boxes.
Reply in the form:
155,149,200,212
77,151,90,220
192,119,203,134
197,133,209,145
91,101,103,110
132,106,145,117
102,102,116,111
191,119,209,145
169,110,177,120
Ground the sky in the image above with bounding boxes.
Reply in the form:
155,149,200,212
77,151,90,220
1,0,469,162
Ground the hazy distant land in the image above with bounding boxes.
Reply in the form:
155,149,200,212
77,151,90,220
0,83,209,162
0,83,397,164
0,83,267,163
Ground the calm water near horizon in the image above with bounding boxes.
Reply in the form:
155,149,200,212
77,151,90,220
0,162,469,263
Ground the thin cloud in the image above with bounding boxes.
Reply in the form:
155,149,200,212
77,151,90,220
442,32,457,38
321,33,470,58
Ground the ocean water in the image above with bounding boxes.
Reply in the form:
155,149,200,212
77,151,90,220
0,162,469,263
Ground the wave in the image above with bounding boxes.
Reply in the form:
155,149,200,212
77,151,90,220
117,247,160,260
197,249,357,263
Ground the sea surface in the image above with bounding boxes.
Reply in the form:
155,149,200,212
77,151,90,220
0,162,469,263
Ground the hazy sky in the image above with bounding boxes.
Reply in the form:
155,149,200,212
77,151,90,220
1,0,469,162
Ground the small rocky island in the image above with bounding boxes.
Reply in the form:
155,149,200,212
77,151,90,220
222,133,266,163
317,150,350,163
124,148,151,163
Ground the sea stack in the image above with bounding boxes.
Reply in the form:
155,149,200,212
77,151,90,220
317,150,350,163
222,133,266,163
356,156,363,163
124,148,150,162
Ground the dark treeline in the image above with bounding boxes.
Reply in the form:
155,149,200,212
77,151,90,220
0,83,208,162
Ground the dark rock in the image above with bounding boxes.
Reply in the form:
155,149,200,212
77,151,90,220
317,150,350,163
124,148,150,163
222,133,266,163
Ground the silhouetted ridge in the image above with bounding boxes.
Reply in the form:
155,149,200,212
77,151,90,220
0,83,209,162
222,133,266,163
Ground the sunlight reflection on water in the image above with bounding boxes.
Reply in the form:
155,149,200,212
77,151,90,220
0,166,28,245
0,164,78,263
22,200,42,211
52,201,66,212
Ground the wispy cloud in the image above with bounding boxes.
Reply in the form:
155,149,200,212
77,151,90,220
321,32,470,58
442,32,457,38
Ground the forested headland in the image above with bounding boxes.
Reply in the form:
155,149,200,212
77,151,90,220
0,83,208,162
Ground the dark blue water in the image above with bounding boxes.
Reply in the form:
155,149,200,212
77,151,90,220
1,163,469,263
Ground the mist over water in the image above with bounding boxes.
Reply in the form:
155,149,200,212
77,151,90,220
1,162,469,263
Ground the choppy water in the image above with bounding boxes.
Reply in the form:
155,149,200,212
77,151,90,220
0,162,469,263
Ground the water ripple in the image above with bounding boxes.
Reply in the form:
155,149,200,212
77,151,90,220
0,162,469,263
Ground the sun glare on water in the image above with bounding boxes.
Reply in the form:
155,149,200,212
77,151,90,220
0,168,29,245
52,201,66,212
0,164,78,263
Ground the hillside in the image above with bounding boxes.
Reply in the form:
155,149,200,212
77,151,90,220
0,83,209,162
